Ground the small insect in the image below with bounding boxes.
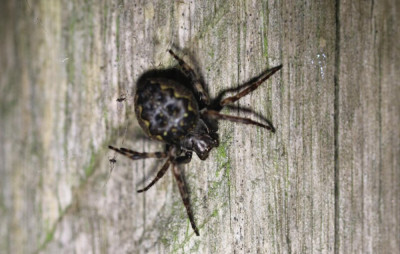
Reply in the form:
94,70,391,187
109,49,282,236
116,94,127,102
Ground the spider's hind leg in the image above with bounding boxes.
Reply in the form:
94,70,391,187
168,49,210,105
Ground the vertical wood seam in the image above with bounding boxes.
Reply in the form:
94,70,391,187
334,0,341,253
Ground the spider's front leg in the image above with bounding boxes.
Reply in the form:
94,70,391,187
202,110,275,132
219,65,282,107
203,65,282,132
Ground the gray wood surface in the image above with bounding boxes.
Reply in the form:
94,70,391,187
0,0,398,253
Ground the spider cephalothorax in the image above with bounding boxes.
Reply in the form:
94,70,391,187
109,50,282,236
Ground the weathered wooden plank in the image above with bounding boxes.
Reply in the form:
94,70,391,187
337,0,400,253
0,0,398,254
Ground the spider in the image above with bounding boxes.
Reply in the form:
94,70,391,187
109,49,282,236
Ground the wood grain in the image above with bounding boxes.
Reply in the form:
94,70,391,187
0,0,398,253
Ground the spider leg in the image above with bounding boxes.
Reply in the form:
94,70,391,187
171,163,200,236
168,49,210,105
220,65,282,107
203,110,275,132
137,158,171,193
108,146,167,160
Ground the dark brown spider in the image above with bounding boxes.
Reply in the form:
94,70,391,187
109,49,282,236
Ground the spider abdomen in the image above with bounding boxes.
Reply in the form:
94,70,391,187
134,78,199,144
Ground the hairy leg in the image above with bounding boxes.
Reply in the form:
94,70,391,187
168,49,210,105
108,146,167,160
220,65,282,107
172,164,200,236
203,110,275,132
137,158,171,193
